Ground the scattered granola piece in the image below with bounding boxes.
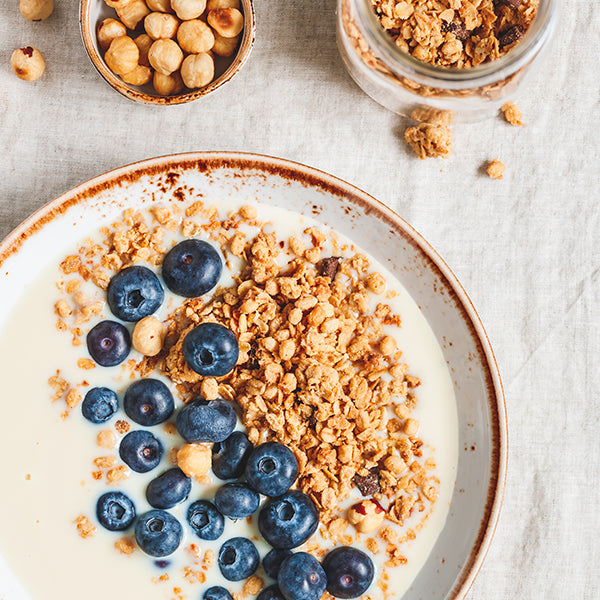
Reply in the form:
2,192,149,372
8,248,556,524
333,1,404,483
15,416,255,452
405,123,452,159
65,388,81,409
501,101,524,126
97,429,117,449
115,536,136,555
486,159,506,180
74,515,96,539
77,358,96,370
242,575,263,596
106,465,130,484
115,419,130,434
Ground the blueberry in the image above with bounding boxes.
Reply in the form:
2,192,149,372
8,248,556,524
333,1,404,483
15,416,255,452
86,320,131,367
182,322,239,377
278,552,327,600
146,468,191,509
135,510,183,557
176,399,237,443
245,442,299,497
162,239,222,298
203,587,233,600
96,491,136,531
258,491,319,549
81,387,118,424
322,547,375,599
214,483,260,520
119,430,163,473
218,537,260,581
263,549,294,580
212,431,253,480
123,378,174,426
257,585,286,600
187,500,225,541
107,265,164,322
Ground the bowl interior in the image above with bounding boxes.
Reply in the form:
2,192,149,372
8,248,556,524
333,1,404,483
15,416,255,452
0,152,506,599
79,0,256,105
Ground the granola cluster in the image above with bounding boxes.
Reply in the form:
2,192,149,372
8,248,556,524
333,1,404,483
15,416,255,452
372,0,539,67
52,194,441,594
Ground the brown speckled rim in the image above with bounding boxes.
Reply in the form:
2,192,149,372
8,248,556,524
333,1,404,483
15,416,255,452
0,152,506,599
79,0,256,105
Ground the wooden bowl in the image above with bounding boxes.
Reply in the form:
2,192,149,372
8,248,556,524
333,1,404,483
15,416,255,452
79,0,255,105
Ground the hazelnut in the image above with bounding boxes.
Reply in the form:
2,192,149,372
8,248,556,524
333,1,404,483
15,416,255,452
347,499,385,533
171,0,207,20
121,64,153,86
144,12,180,40
134,34,153,67
207,0,240,9
177,443,211,478
19,0,53,21
132,316,166,356
98,18,127,51
148,38,183,75
207,8,244,38
146,0,173,12
153,70,184,95
116,0,151,30
177,20,215,54
212,31,239,57
180,52,214,89
105,36,139,76
11,46,45,81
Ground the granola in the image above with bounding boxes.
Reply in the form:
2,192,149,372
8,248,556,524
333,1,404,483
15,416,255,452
371,0,539,68
51,198,448,599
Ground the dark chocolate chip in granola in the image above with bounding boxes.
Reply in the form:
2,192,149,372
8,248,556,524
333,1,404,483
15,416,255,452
496,0,523,8
498,24,524,48
317,257,342,279
353,468,381,496
441,21,469,42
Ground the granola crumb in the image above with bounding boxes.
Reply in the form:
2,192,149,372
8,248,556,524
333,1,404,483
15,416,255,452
97,429,117,449
115,536,136,555
74,515,96,539
242,575,263,596
501,101,524,126
115,419,130,434
106,465,130,484
405,123,452,159
486,159,506,180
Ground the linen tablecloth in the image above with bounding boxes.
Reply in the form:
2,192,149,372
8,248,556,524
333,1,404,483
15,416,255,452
1,1,599,597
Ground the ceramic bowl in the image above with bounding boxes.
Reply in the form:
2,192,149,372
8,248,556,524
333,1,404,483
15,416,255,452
0,152,506,599
79,0,256,105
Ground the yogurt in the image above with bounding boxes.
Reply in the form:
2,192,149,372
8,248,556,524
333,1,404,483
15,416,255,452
0,199,458,600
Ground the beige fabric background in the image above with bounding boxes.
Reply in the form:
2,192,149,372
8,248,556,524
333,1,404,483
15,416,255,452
1,0,599,598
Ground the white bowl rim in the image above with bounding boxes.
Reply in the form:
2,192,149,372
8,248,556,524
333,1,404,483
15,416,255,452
0,151,507,600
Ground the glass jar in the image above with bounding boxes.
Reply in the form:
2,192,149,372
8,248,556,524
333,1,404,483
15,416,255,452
336,0,558,122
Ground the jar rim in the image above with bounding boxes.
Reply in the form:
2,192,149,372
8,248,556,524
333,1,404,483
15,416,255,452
352,0,558,87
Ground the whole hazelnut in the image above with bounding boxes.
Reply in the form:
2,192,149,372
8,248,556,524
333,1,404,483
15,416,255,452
180,52,214,89
207,0,240,9
212,32,239,57
148,38,184,76
121,64,153,86
11,46,45,81
132,316,166,356
105,36,139,76
347,499,385,533
116,0,151,30
171,0,207,21
153,70,184,96
146,0,173,12
98,18,127,51
144,12,180,40
134,34,153,67
177,19,215,54
19,0,53,21
207,8,244,38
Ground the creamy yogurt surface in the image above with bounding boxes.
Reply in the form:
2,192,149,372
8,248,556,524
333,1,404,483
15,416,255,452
0,198,458,600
